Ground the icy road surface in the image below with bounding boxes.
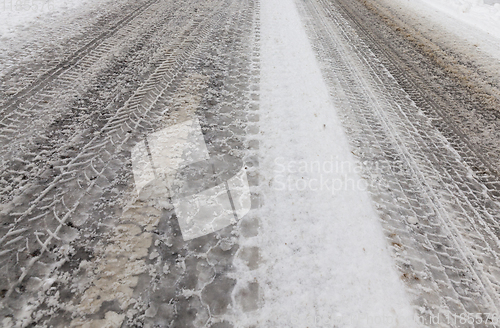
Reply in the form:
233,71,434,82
2,0,500,327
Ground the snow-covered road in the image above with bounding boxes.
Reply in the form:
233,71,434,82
256,0,415,326
2,0,500,326
297,0,500,325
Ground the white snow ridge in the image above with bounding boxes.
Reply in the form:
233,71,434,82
253,0,418,326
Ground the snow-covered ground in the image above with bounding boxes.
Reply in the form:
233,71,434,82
412,0,500,38
390,0,500,62
411,0,500,38
255,0,418,326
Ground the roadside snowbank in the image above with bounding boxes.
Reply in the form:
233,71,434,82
383,0,500,81
412,0,500,38
256,0,417,326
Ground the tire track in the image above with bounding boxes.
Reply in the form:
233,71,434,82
299,0,500,325
0,0,161,157
0,1,230,324
340,0,500,198
0,0,157,117
0,0,260,325
0,0,198,205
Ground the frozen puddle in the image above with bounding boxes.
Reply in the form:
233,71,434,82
255,0,418,326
